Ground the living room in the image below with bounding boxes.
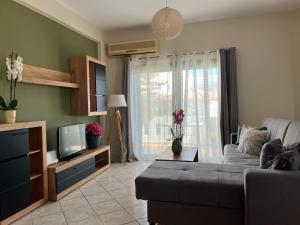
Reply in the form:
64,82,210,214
0,0,300,225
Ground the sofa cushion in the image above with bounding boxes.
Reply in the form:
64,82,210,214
224,144,260,166
261,118,292,141
237,126,270,155
260,139,283,169
135,161,249,209
283,121,300,147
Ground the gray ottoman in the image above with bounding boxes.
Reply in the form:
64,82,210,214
135,161,249,225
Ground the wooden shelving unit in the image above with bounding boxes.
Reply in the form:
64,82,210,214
22,64,79,88
69,56,107,116
0,121,48,225
48,145,110,201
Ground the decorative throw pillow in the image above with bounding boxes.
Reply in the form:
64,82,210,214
238,126,270,155
236,125,267,145
267,150,300,170
260,139,283,169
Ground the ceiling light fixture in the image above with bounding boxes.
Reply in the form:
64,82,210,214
152,0,184,40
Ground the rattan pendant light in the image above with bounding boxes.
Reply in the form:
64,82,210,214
152,0,183,40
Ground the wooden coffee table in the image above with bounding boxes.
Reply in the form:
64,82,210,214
156,147,198,162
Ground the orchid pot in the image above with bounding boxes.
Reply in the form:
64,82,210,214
3,110,16,123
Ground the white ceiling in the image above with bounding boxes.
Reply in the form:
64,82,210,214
56,0,300,31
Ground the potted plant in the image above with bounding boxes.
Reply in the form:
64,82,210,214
86,122,103,149
0,52,23,123
170,109,184,154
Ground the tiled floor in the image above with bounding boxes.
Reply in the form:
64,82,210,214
12,161,152,225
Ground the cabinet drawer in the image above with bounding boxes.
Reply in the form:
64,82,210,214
0,129,29,162
0,156,30,192
56,165,96,194
0,181,31,220
56,157,95,183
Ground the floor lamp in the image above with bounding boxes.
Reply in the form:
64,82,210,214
107,94,127,165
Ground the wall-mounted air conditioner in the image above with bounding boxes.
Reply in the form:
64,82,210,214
107,39,159,56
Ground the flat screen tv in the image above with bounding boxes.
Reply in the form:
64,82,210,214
57,124,86,160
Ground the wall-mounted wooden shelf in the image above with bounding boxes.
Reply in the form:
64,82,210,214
22,64,79,89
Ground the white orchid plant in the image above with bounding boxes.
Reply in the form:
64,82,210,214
0,52,23,111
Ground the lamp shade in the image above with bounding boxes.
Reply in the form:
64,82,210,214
107,94,127,108
152,7,184,40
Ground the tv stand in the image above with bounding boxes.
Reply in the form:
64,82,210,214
48,145,110,201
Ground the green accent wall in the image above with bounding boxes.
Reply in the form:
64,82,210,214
0,0,99,150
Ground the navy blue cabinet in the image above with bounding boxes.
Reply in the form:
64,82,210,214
56,157,96,193
0,129,31,220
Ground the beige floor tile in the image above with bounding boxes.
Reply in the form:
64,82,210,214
115,196,145,209
11,214,32,225
96,175,119,183
32,212,67,225
93,200,122,216
119,178,137,186
86,192,113,205
126,204,147,220
81,185,107,196
60,197,91,211
99,210,134,225
63,207,97,223
108,188,135,199
123,222,139,225
60,189,83,201
100,181,127,191
31,202,61,219
68,216,103,225
81,180,100,189
136,218,149,225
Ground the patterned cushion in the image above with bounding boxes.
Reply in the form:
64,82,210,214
238,126,270,155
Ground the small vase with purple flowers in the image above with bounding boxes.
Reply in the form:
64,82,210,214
170,109,184,155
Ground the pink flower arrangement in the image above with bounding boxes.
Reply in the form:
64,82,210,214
172,109,184,125
171,109,185,140
86,122,103,136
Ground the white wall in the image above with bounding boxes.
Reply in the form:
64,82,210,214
105,11,299,126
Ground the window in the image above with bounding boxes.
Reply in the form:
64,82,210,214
129,52,221,161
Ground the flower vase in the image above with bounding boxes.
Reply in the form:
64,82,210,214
3,110,16,123
172,138,182,155
86,135,101,149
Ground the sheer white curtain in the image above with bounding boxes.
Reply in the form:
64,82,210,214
128,56,172,160
128,52,222,162
172,52,222,162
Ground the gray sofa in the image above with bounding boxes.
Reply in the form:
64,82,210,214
135,118,300,225
224,117,292,166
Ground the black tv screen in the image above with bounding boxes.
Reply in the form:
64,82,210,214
57,124,86,160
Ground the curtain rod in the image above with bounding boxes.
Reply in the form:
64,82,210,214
131,50,218,60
